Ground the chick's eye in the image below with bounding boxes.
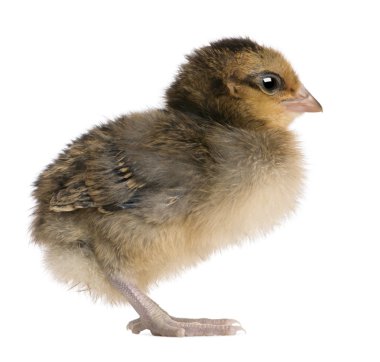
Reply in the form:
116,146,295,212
259,74,282,95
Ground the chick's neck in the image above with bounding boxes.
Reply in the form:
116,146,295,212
165,88,266,131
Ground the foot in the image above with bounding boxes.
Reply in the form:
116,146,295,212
108,277,244,337
127,314,244,337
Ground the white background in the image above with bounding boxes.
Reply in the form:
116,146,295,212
1,1,379,361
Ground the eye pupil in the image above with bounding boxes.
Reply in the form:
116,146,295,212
262,77,277,90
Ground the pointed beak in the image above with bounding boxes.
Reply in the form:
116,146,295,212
282,85,323,113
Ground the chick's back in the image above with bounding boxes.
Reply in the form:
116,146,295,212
35,110,210,218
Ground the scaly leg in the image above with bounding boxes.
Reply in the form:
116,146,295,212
109,276,244,337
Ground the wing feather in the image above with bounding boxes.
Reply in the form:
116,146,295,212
49,155,145,213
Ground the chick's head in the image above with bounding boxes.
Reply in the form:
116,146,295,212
166,38,322,129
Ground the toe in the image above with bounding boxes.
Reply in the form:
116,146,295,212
151,324,186,337
127,318,147,334
182,322,245,336
172,317,241,326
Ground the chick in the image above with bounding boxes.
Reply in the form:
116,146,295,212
31,38,322,337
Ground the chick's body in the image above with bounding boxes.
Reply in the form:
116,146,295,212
32,38,321,336
33,109,302,301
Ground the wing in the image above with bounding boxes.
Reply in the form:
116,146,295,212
42,112,212,220
49,152,145,214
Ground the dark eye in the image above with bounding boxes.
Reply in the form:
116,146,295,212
259,73,282,95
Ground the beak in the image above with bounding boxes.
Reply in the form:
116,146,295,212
282,85,323,113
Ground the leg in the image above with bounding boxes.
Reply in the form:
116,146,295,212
108,276,244,337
